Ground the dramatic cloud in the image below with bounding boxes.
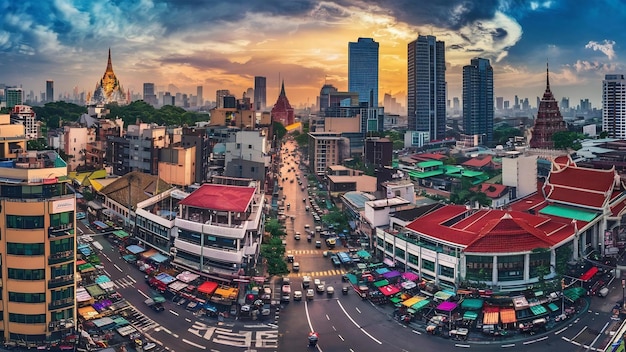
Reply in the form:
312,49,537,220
585,40,617,60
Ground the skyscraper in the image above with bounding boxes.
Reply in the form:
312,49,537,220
46,80,54,102
348,38,379,107
254,76,266,111
5,87,23,109
197,85,203,107
407,35,446,140
463,58,494,145
143,83,157,106
216,89,230,109
603,74,626,138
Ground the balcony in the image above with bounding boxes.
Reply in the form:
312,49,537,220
48,275,74,288
48,297,74,310
48,319,74,332
48,224,74,238
48,251,74,265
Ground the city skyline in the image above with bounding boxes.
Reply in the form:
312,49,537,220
1,0,624,108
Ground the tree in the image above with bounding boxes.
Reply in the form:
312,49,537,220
265,218,285,237
450,178,491,207
552,131,585,150
493,125,523,145
273,121,287,141
260,236,289,276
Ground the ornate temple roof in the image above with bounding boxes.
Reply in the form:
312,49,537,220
270,81,295,126
90,48,127,106
529,63,567,149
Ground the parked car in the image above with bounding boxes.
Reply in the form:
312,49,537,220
293,262,300,271
326,286,334,296
315,241,322,248
295,232,301,240
306,289,315,300
76,212,86,220
294,291,303,301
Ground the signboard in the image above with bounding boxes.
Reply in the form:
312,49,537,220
51,198,75,214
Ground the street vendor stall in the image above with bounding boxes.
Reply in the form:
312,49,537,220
126,245,145,255
77,287,94,306
95,275,115,291
177,271,200,283
402,295,426,308
85,285,106,300
379,285,400,297
168,281,189,293
483,306,500,325
197,281,219,295
373,279,389,288
460,298,484,311
78,306,100,320
402,272,419,281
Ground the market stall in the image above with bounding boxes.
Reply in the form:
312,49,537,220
197,281,219,295
126,245,145,255
401,272,419,282
78,306,100,320
177,271,200,283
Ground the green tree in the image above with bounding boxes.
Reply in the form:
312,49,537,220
273,121,287,141
265,218,285,237
552,131,585,150
27,139,49,151
450,178,491,207
493,125,523,145
260,236,289,276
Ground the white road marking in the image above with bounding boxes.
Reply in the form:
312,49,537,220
169,310,179,316
355,307,361,314
454,344,470,348
554,327,567,335
138,290,150,299
113,264,123,272
332,326,337,331
412,330,421,335
337,300,382,344
586,321,610,351
304,301,324,352
182,339,206,350
185,318,192,322
103,269,111,277
571,326,587,341
501,344,515,348
338,334,344,341
523,336,548,345
326,314,330,320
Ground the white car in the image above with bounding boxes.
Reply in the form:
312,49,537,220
314,278,321,287
326,286,334,296
306,289,315,300
295,232,301,240
294,290,303,301
316,283,325,293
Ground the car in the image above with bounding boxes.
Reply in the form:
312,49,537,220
76,212,86,220
295,232,301,240
306,289,315,300
281,285,291,301
326,286,334,296
287,254,294,263
314,278,321,287
302,276,311,289
331,255,341,267
305,206,310,212
283,277,291,285
292,262,300,271
303,198,307,203
294,290,303,301
317,282,325,293
304,224,310,230
315,240,322,249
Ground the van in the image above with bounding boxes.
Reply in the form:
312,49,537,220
293,262,300,272
598,287,609,297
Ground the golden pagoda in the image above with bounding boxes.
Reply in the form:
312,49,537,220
90,48,127,105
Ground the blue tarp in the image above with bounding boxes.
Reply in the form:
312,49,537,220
338,252,352,264
95,275,111,284
126,245,145,254
150,253,169,263
155,273,176,285
375,268,390,275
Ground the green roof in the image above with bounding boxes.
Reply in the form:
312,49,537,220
460,298,484,310
547,303,559,312
444,165,463,174
408,169,444,179
539,204,598,222
114,230,130,239
417,160,443,168
463,311,478,320
530,305,547,316
374,279,390,287
411,299,430,310
563,287,586,302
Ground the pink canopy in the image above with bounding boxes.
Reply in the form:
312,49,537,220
401,272,419,281
436,301,458,312
379,285,401,296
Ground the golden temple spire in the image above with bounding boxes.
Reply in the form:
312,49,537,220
106,48,113,73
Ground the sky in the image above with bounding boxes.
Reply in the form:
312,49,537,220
1,0,624,110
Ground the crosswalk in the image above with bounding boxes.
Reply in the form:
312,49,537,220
120,305,160,332
288,269,345,278
113,276,137,289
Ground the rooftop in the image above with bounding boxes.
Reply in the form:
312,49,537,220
179,184,256,212
99,171,171,209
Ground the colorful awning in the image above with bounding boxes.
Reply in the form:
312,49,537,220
436,301,457,312
374,279,390,287
500,308,516,324
579,266,598,281
530,305,548,316
379,285,400,296
460,298,484,310
197,281,219,295
463,311,478,320
411,299,430,311
403,295,426,307
548,303,559,312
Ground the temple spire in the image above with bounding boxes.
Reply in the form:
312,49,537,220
106,48,113,72
280,80,285,96
546,61,550,93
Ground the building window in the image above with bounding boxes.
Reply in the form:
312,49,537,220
50,212,73,227
497,255,524,282
51,308,73,321
9,313,46,324
395,247,405,258
50,238,74,253
9,292,46,303
408,253,419,266
8,268,45,280
422,259,435,272
6,215,44,229
51,287,74,301
438,264,455,278
7,243,44,255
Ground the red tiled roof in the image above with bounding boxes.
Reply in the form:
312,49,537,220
411,153,447,161
462,155,492,168
179,184,256,212
547,164,615,192
553,155,574,168
476,183,508,198
611,197,626,217
405,206,576,253
543,184,608,208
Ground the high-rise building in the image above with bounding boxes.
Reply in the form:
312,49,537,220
496,97,504,110
0,113,76,345
216,90,230,109
163,92,174,106
5,87,23,109
254,77,266,111
143,83,157,106
463,58,494,145
529,64,567,149
196,85,203,107
10,105,39,140
348,38,379,107
602,74,626,138
46,80,54,103
407,35,446,140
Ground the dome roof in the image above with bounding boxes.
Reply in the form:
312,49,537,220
213,143,226,155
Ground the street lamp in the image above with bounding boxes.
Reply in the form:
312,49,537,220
622,279,625,310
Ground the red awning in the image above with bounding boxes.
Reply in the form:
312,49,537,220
579,266,598,281
197,281,219,295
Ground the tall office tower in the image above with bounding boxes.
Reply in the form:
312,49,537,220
561,97,569,109
143,83,157,106
463,58,494,145
5,87,23,109
46,80,54,103
163,92,174,106
529,64,566,148
254,76,266,111
496,97,504,110
348,37,379,107
603,74,626,138
407,35,446,139
514,95,519,109
216,90,230,109
0,113,76,345
196,86,203,107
